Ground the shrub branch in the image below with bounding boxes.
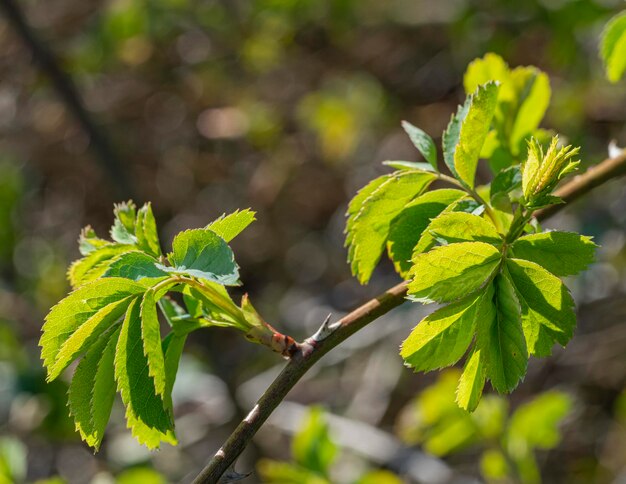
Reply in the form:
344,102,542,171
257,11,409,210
193,149,626,483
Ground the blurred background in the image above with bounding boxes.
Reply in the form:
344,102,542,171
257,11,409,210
1,0,626,482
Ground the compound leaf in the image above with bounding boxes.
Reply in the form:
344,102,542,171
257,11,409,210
387,189,466,276
511,231,596,277
164,229,240,285
346,170,436,284
401,293,482,372
506,258,576,357
401,120,438,170
207,209,256,242
408,241,501,304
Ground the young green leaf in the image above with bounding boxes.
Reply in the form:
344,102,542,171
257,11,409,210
511,231,596,277
401,120,438,170
162,332,187,414
443,82,499,188
68,327,119,450
114,298,176,449
508,67,551,152
464,53,510,94
425,212,503,245
68,244,134,288
477,275,528,394
207,209,256,242
506,258,576,357
110,201,137,244
41,278,146,375
387,189,466,276
490,165,522,203
401,293,482,372
140,289,168,397
135,203,161,258
600,11,626,83
408,241,501,304
346,170,436,284
78,226,109,256
163,229,240,285
456,348,486,412
47,296,131,381
103,251,169,281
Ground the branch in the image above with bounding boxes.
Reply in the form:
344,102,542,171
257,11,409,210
0,0,133,198
193,151,626,484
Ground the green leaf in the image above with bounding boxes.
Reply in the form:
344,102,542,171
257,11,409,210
508,67,551,151
114,297,176,449
507,391,572,450
425,212,503,245
477,275,527,393
140,290,167,396
387,189,466,276
456,347,486,412
600,11,626,83
346,170,436,284
292,407,337,476
506,258,576,357
41,278,146,376
408,241,501,304
103,251,169,281
68,327,119,450
163,229,240,285
464,53,509,94
401,120,438,170
68,244,134,288
401,293,482,372
443,82,499,188
162,332,187,414
207,209,256,242
135,203,161,257
78,226,109,256
511,231,596,277
490,165,522,203
110,201,137,244
47,296,131,381
382,160,436,172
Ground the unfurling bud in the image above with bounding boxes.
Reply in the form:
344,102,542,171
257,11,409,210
521,136,580,207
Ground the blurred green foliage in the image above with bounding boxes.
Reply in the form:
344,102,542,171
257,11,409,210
397,370,572,483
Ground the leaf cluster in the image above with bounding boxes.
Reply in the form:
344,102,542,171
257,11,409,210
345,54,597,411
41,202,263,449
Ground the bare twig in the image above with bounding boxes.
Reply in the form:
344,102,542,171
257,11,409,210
193,152,626,484
0,0,133,198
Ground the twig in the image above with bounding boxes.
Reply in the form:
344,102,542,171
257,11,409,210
0,0,133,198
192,152,626,483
